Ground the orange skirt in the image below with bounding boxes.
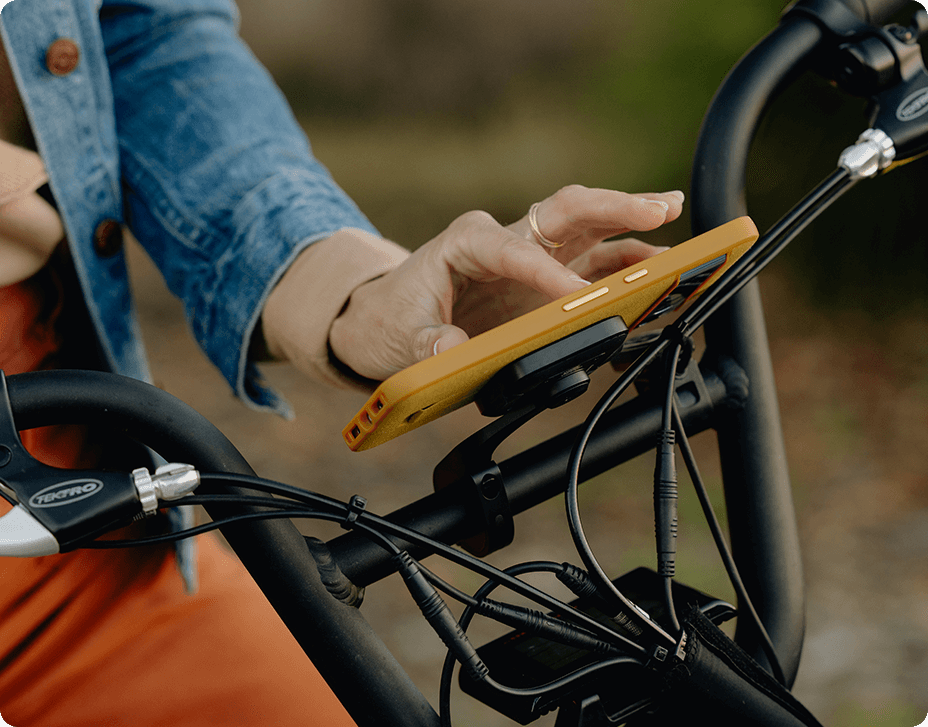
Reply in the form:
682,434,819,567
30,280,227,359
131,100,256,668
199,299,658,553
0,271,355,725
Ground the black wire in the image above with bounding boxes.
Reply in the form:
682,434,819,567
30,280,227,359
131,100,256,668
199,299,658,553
438,562,562,727
200,473,626,639
83,508,320,548
96,471,638,651
438,560,643,727
198,472,348,512
417,561,480,609
662,343,682,432
344,497,644,651
563,338,677,649
83,493,402,557
670,400,787,686
661,577,679,635
559,168,860,653
483,656,642,698
682,168,856,333
438,562,572,727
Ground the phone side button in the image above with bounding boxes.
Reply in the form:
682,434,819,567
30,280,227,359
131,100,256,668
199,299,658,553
623,268,649,283
563,286,609,312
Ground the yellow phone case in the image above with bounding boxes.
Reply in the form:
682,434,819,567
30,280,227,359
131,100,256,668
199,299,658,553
344,216,758,451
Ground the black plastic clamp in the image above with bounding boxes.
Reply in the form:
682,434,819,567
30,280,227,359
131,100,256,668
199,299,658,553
342,494,368,530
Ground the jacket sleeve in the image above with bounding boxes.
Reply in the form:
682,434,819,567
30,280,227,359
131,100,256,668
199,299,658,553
99,0,393,414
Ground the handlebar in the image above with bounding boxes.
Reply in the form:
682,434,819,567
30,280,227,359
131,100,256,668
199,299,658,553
692,0,925,687
690,6,823,688
1,370,441,727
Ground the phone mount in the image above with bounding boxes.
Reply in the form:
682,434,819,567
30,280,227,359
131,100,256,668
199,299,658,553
474,317,629,418
433,317,630,556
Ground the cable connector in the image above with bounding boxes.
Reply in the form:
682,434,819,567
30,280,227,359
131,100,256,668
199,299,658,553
475,599,621,656
555,563,647,638
393,551,489,683
653,429,678,578
838,128,896,179
132,463,200,517
556,562,601,601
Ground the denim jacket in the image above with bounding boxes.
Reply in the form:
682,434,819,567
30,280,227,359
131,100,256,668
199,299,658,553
1,0,380,415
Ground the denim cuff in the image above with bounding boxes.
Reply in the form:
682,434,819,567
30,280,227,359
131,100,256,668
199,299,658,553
243,228,410,416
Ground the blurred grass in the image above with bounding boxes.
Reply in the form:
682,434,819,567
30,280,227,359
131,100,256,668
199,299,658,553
831,699,925,727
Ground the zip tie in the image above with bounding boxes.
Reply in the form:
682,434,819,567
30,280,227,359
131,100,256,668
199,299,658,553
342,494,367,530
659,318,690,349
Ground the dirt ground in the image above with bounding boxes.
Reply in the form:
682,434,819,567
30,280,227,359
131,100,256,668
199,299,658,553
126,236,927,727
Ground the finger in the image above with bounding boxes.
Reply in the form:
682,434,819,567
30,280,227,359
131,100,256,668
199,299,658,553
442,211,592,301
531,186,684,246
568,239,670,281
395,321,470,369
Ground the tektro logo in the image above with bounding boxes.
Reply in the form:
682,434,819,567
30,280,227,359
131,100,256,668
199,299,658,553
28,479,104,509
897,88,928,123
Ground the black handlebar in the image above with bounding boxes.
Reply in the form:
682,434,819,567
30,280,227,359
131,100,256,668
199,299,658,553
691,8,825,687
3,370,441,727
692,0,924,687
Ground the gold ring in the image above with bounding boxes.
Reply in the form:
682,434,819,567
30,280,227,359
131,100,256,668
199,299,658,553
529,202,566,249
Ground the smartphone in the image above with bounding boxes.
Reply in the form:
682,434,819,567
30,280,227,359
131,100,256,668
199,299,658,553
343,216,758,451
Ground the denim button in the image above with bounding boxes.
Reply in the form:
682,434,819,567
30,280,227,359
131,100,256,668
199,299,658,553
46,38,80,77
93,219,123,257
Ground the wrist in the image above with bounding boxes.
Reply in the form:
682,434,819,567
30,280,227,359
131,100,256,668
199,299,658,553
260,228,409,389
326,274,387,387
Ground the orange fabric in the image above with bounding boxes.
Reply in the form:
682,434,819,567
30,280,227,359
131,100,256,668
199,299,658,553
0,273,356,725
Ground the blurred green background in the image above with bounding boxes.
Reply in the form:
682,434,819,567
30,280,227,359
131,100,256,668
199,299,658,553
237,0,926,313
132,1,928,726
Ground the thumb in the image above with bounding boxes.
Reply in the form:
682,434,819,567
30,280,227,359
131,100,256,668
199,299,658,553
426,325,470,361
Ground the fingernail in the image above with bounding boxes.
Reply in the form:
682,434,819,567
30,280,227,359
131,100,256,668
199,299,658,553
640,199,670,212
656,245,671,253
433,340,441,357
568,273,592,286
667,190,685,202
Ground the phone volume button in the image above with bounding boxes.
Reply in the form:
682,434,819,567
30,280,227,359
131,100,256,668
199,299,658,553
562,286,609,312
623,268,649,283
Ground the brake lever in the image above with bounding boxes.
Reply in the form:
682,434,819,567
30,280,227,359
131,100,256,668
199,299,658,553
0,372,199,556
794,2,928,168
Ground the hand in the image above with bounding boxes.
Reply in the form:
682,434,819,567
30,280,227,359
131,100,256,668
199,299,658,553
327,185,683,381
0,192,65,288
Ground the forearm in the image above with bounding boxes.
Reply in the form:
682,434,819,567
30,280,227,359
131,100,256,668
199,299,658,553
101,1,381,408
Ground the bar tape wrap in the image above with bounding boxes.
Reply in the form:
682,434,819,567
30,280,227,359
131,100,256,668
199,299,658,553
634,605,824,726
